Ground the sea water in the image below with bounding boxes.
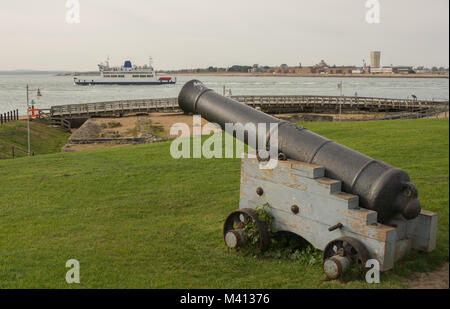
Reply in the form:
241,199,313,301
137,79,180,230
0,74,448,114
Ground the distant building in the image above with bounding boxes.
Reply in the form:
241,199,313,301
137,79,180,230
326,66,357,74
394,66,414,74
274,64,290,74
370,67,394,74
370,51,381,69
250,64,261,73
369,66,414,74
295,67,318,74
316,60,329,67
415,69,431,74
414,66,431,74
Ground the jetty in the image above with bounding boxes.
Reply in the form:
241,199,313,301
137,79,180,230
38,95,449,129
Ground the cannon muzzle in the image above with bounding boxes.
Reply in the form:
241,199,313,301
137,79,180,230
178,80,421,223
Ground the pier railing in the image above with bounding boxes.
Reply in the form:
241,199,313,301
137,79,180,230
47,95,448,118
231,95,448,109
50,98,179,117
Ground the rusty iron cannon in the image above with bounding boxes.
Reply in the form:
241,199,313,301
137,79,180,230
178,80,437,280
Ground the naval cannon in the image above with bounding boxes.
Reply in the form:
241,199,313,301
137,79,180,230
178,80,437,280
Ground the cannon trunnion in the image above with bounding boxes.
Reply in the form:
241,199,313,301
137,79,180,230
177,80,437,280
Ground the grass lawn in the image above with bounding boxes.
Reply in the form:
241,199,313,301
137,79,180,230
0,118,448,288
0,120,70,159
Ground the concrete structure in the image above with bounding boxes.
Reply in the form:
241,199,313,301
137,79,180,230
370,51,381,69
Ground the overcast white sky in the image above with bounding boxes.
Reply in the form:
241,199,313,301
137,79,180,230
0,0,448,70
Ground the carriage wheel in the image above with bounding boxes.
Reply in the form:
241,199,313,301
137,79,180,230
223,208,270,251
323,237,370,280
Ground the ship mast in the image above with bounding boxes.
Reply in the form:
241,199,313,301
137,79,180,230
149,56,153,70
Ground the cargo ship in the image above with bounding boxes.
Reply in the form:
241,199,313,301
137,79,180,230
74,58,176,85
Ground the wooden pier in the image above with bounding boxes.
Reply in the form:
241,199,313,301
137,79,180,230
48,98,179,118
46,95,448,119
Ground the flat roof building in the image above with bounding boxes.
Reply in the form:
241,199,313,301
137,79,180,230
370,51,381,69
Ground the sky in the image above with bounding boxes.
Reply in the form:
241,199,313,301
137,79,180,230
0,0,448,71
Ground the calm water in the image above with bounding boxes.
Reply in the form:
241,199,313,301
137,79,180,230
0,74,448,114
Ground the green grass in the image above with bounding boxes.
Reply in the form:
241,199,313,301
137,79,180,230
0,120,70,159
0,118,448,288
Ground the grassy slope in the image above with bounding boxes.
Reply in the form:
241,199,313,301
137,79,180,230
0,119,448,288
0,120,70,159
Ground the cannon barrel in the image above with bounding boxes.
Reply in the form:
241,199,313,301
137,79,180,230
178,80,421,223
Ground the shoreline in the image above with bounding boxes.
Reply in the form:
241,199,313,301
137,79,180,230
163,72,449,79
53,72,450,79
